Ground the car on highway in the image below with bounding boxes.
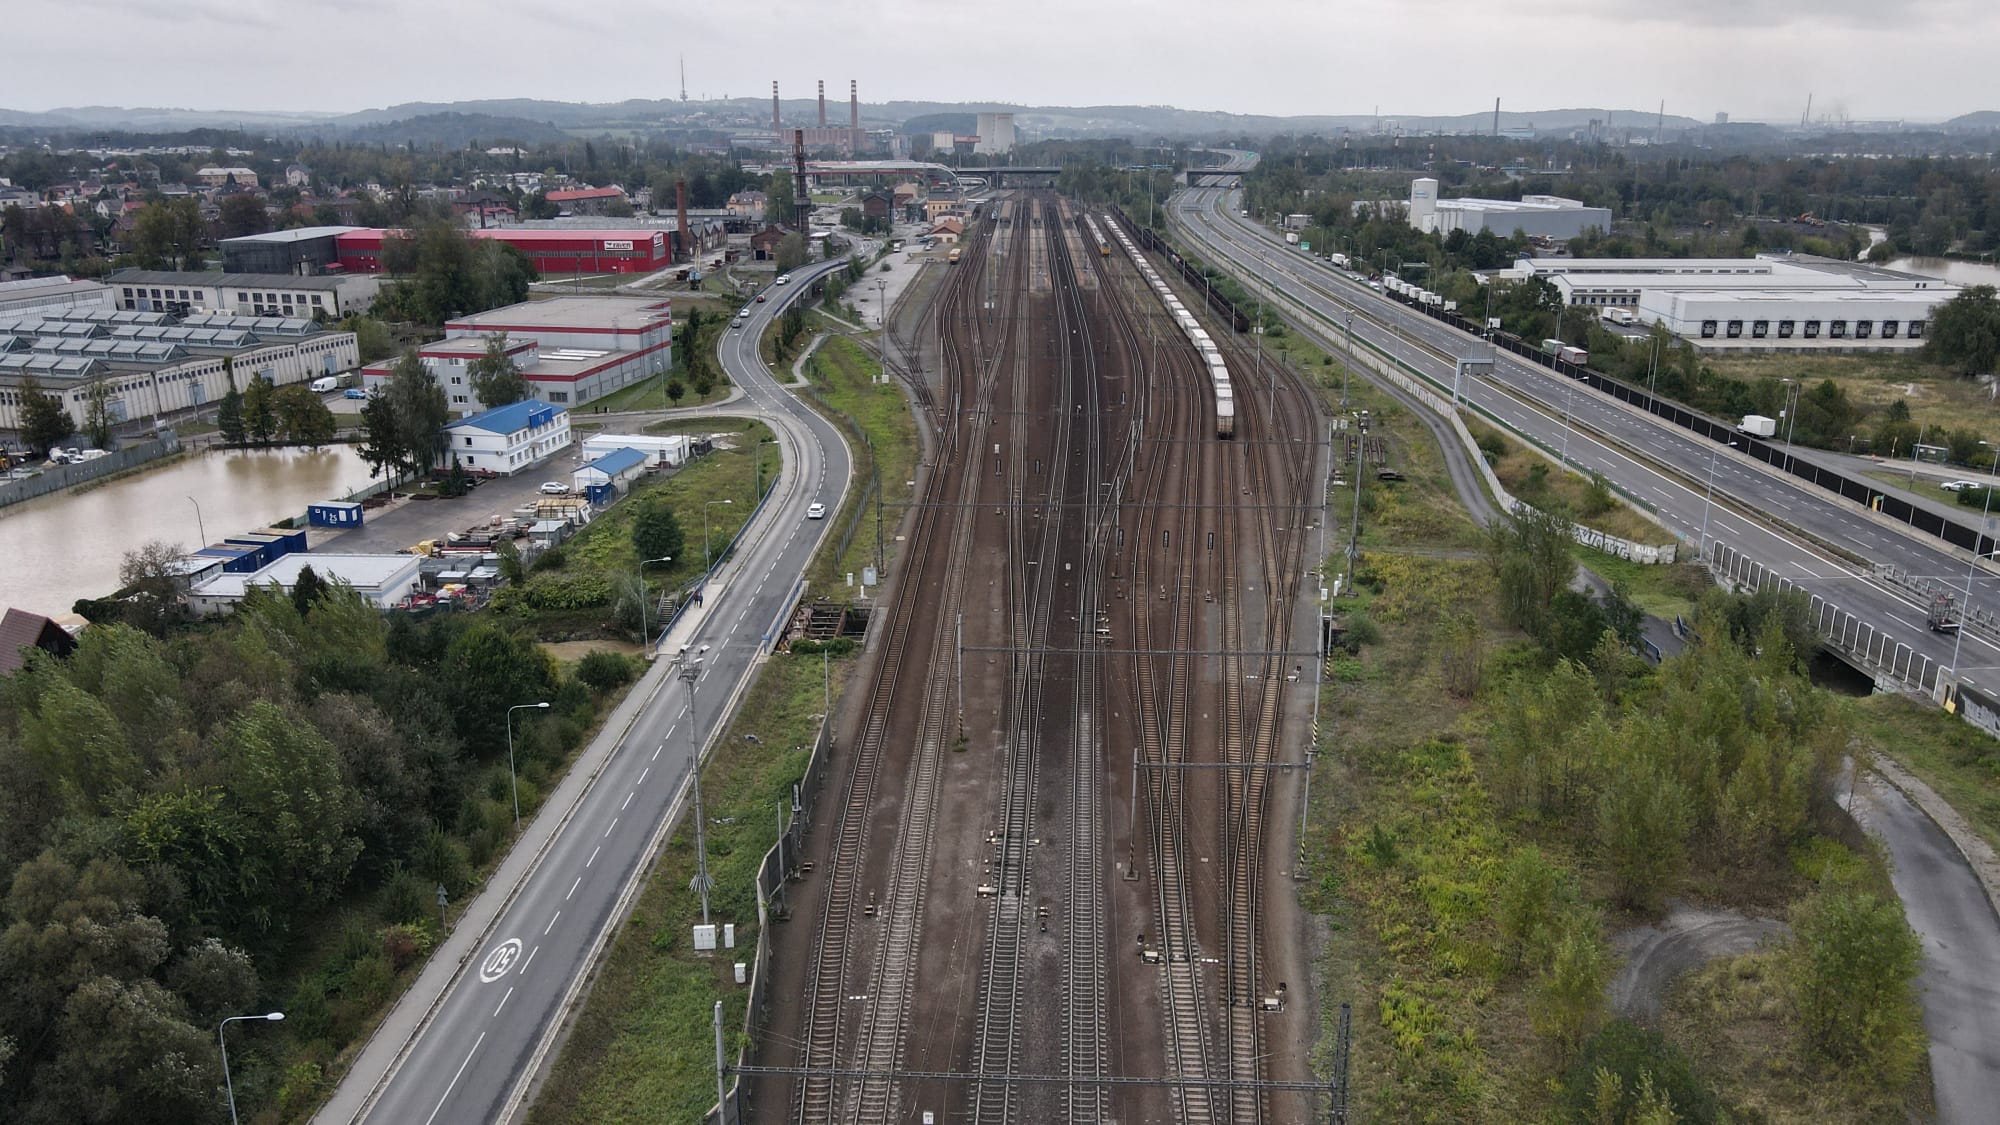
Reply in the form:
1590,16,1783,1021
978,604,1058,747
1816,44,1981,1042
538,481,570,495
756,293,767,302
344,388,368,400
776,274,792,285
1940,480,1980,492
805,502,826,519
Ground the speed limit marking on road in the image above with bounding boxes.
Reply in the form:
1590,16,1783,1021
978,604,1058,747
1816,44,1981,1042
480,938,523,983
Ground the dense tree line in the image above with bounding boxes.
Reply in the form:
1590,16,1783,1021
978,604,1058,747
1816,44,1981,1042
0,575,637,1121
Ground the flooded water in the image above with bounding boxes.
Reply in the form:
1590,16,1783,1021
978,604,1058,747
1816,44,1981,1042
1887,256,2000,289
0,445,378,617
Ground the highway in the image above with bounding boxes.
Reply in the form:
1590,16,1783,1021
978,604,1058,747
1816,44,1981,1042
1168,184,2000,698
314,250,858,1125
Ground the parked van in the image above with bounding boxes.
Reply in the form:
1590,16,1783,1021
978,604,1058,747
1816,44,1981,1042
310,376,339,394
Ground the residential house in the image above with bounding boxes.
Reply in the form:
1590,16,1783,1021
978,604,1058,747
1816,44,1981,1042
0,608,77,674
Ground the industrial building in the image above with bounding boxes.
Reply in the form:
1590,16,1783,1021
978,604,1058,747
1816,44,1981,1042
188,553,424,616
107,269,380,319
333,227,673,276
571,445,648,502
0,306,357,431
975,112,1017,156
441,399,572,475
219,226,364,275
580,431,691,467
768,79,869,155
1512,254,1959,352
1408,178,1610,240
361,295,671,412
0,275,112,317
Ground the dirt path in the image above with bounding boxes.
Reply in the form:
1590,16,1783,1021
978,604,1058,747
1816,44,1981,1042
1610,901,1789,1022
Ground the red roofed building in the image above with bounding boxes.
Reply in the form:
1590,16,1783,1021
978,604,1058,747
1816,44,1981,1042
543,186,628,216
335,228,670,276
0,608,77,675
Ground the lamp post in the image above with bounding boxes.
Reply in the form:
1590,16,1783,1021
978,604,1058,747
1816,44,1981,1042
187,495,206,546
505,701,551,827
220,1011,284,1125
681,655,714,925
1699,441,1739,556
1779,377,1803,474
637,555,673,656
1949,441,2000,677
702,500,733,577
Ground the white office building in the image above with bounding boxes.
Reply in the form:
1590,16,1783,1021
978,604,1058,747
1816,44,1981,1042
442,399,572,475
188,553,423,616
1408,177,1611,240
108,269,380,319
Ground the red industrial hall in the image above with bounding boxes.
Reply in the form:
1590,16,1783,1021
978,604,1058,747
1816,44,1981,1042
333,228,671,275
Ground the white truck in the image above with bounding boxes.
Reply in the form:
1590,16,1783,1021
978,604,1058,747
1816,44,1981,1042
310,376,339,394
1600,307,1637,327
1737,414,1778,438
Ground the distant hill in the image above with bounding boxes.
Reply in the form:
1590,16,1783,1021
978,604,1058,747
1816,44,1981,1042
1944,111,2000,131
17,105,331,130
316,112,574,148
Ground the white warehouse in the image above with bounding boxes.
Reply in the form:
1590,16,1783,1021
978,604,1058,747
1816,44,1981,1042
1408,178,1610,240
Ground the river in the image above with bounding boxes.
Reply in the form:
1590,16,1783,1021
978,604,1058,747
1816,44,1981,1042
1886,255,2000,289
0,445,378,618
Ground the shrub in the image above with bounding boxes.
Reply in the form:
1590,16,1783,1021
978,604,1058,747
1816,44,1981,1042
533,545,567,571
1563,1020,1718,1124
1784,884,1925,1084
379,923,434,972
375,864,430,925
576,649,639,693
522,571,614,611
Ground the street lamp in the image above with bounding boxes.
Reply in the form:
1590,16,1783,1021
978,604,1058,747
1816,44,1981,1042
505,701,551,826
1779,378,1803,474
638,555,673,656
680,655,715,926
1698,441,1739,556
220,1011,284,1125
187,495,206,546
1949,441,2000,677
702,500,733,577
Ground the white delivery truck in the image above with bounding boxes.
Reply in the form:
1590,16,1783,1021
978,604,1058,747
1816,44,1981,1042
310,376,339,394
1738,415,1778,438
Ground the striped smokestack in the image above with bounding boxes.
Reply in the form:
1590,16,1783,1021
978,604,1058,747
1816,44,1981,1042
771,81,780,135
850,80,860,150
817,80,826,127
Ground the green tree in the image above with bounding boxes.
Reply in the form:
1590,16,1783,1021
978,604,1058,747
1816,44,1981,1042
386,348,448,479
339,314,396,363
631,496,686,564
16,374,73,455
1597,748,1693,911
1924,284,2000,375
441,624,558,751
1494,846,1575,972
125,198,206,271
467,332,528,408
357,389,405,489
80,381,114,450
665,377,686,406
1488,505,1577,641
291,564,328,617
115,539,190,635
215,383,245,445
775,232,808,273
1531,916,1610,1052
216,192,269,239
1784,884,1925,1082
241,375,276,445
764,171,795,230
214,700,362,925
272,383,337,448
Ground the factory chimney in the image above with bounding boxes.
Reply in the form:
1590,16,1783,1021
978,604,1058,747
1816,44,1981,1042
675,180,691,264
817,80,826,127
1493,97,1500,136
793,130,811,232
771,81,780,136
850,80,860,152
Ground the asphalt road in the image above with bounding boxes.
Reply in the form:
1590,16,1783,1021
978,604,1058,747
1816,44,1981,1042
314,250,859,1125
1169,186,2000,697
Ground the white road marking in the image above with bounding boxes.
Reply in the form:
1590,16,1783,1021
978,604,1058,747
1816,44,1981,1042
638,767,650,785
421,1032,486,1125
520,945,538,975
566,877,580,901
587,846,600,867
545,911,560,935
605,818,618,837
493,986,515,1017
622,791,634,811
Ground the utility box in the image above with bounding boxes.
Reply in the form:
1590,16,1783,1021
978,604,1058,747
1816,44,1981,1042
734,962,748,984
723,922,736,949
693,924,718,951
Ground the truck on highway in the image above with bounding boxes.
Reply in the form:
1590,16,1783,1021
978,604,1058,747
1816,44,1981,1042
1927,593,1960,634
1559,345,1588,365
1737,414,1778,438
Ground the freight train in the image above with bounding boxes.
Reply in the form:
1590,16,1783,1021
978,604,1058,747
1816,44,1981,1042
1103,215,1234,438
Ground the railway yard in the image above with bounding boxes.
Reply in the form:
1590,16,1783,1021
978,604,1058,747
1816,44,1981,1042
751,192,1332,1123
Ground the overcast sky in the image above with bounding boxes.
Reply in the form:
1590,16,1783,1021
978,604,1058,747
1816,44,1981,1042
12,0,1992,123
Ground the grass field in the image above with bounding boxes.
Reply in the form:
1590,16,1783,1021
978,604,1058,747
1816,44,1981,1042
798,336,918,591
1849,693,2000,857
1706,351,1999,441
1467,417,1679,547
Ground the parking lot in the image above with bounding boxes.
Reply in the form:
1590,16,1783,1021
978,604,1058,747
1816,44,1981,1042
312,445,587,554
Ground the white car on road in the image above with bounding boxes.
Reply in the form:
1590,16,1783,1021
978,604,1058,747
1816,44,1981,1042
806,502,826,519
539,481,570,495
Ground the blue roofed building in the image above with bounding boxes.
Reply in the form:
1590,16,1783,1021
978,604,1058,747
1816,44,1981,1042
443,399,572,475
571,445,649,503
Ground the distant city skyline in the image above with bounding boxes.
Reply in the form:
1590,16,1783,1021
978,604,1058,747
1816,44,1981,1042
13,0,1991,124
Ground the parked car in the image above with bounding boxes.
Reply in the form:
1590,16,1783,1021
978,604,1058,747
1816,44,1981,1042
344,388,368,400
805,502,826,519
539,481,570,495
